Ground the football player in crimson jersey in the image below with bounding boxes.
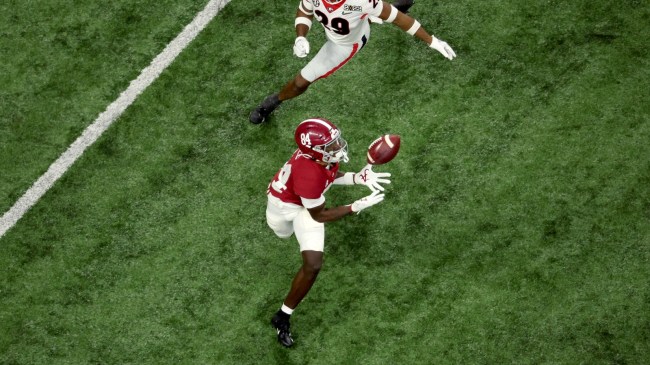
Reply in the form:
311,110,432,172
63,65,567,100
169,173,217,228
249,0,455,124
267,118,391,347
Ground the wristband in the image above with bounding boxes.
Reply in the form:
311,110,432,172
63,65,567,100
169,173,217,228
385,5,398,23
406,20,420,36
345,172,355,185
295,17,312,29
333,172,355,185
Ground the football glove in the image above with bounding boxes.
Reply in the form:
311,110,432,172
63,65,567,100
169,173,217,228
354,165,391,192
350,191,385,214
293,36,310,58
430,37,456,60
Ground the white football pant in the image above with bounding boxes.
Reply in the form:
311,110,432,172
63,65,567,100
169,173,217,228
300,33,368,82
266,195,325,252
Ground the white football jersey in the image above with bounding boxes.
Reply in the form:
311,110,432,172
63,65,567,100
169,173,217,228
300,0,384,46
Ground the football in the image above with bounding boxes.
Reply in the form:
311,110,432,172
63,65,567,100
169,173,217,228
366,134,401,165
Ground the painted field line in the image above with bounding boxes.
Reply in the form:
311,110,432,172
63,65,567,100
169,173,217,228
0,0,231,239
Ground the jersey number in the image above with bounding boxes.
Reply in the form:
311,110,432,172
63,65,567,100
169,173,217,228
271,162,292,194
314,10,351,35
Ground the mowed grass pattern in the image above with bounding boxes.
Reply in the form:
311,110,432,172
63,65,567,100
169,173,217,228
1,0,649,364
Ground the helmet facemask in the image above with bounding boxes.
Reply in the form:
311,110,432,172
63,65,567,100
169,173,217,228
314,135,349,163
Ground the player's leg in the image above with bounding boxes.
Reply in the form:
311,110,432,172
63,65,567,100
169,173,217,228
248,73,312,125
307,39,363,83
273,38,358,102
271,250,322,348
266,195,300,238
279,74,311,102
287,208,326,308
271,209,325,347
392,0,414,13
250,40,361,124
283,250,323,309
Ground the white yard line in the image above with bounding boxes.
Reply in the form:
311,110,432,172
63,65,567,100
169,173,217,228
0,0,231,239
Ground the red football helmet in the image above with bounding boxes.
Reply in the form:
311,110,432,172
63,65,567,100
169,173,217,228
294,118,349,163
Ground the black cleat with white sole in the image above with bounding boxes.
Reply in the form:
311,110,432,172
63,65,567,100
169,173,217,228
271,313,294,348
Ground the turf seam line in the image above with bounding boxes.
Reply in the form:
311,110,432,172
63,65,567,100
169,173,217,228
0,0,231,239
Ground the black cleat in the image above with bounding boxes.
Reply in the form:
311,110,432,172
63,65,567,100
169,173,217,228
271,313,294,348
249,108,266,125
249,93,282,124
392,0,414,13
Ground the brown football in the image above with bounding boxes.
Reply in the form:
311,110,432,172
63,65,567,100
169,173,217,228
366,134,401,165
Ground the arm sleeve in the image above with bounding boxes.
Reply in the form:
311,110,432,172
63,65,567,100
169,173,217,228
299,0,314,15
365,0,383,17
301,195,326,209
333,172,355,185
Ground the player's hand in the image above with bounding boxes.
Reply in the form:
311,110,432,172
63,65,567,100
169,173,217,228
354,164,391,192
350,191,385,213
430,37,456,60
293,36,310,58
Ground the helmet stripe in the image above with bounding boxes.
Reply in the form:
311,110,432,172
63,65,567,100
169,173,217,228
303,118,335,131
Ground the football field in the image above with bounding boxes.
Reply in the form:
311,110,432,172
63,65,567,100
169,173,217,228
1,0,649,363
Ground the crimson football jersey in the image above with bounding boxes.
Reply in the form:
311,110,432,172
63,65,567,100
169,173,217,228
268,150,340,208
300,0,383,46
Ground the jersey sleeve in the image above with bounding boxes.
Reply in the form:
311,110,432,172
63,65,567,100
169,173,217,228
293,168,326,200
364,0,383,17
299,0,314,15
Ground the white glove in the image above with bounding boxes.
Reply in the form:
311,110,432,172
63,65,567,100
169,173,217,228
430,37,456,60
293,36,310,58
350,191,385,214
354,164,391,192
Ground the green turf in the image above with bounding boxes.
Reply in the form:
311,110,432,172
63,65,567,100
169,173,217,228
0,0,209,213
1,0,649,363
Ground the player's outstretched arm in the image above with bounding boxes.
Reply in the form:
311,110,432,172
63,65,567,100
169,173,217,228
333,167,391,192
306,191,385,223
293,4,314,58
307,203,355,223
378,1,456,60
